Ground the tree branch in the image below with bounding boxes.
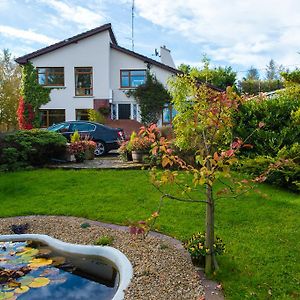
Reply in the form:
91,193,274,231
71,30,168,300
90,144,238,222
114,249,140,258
162,193,209,204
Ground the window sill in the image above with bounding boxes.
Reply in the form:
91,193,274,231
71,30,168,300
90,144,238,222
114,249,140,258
43,86,66,89
73,96,94,98
119,87,137,90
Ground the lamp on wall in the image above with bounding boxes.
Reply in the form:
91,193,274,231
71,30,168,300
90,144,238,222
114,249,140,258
146,62,152,70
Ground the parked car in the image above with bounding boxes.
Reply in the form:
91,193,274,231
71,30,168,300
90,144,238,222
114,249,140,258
48,121,125,156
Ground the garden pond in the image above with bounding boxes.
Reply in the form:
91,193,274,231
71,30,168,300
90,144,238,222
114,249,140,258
0,240,118,300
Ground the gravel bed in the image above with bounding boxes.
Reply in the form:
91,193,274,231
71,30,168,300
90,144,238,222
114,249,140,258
0,216,204,300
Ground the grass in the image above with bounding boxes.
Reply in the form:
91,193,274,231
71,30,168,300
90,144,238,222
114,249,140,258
0,169,299,299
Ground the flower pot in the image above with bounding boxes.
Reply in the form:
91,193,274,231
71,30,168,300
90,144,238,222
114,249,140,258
132,150,146,163
85,149,95,160
126,151,133,161
75,152,85,163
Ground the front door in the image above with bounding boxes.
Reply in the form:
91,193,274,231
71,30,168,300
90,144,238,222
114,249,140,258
118,104,131,119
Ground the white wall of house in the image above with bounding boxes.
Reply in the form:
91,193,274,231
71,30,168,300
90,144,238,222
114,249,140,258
28,28,175,124
110,48,175,122
30,30,111,121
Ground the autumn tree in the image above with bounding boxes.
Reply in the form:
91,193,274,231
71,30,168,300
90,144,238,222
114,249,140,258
149,73,265,274
0,49,21,131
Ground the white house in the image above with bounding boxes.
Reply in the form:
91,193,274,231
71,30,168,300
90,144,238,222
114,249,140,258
16,23,179,128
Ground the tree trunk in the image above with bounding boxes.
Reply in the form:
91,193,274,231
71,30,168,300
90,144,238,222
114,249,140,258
205,184,214,274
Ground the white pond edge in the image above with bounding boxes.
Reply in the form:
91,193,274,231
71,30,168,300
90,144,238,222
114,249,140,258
0,234,133,300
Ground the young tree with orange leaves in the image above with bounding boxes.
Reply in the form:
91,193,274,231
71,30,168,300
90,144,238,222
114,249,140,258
150,74,266,274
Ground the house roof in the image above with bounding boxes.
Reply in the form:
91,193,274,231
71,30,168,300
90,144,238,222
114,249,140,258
110,43,180,74
15,23,223,92
15,23,117,64
110,44,223,91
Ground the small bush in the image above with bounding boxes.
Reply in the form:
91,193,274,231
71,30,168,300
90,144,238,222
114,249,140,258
234,94,300,157
184,232,225,266
80,222,91,229
0,129,67,170
94,236,114,246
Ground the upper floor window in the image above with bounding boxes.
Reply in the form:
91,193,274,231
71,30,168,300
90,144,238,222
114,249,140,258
75,67,93,96
37,67,64,86
120,70,146,88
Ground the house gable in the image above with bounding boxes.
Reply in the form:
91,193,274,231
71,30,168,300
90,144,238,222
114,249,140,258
15,23,117,65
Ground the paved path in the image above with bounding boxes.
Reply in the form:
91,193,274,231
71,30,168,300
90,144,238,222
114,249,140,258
49,151,147,170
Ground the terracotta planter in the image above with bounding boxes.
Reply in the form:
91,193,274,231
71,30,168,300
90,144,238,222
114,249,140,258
131,150,146,163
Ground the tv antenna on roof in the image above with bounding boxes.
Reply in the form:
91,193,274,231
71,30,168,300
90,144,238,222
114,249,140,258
131,0,135,51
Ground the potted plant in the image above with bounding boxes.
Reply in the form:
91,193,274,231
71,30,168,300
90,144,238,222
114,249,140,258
118,140,133,161
131,136,152,163
84,140,96,160
67,141,86,163
67,131,86,163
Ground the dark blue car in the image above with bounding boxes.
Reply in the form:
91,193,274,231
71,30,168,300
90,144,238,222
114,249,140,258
48,121,125,156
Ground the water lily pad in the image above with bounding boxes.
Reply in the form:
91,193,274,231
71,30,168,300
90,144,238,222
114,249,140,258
28,277,50,288
0,292,14,300
18,275,34,286
17,248,39,258
7,281,20,288
14,286,29,294
29,258,52,268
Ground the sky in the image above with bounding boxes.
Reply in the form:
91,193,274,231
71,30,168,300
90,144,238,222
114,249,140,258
0,0,300,78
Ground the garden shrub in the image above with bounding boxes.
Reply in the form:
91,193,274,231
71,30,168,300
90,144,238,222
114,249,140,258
184,232,225,266
236,156,300,192
234,94,300,157
94,236,114,246
0,129,67,170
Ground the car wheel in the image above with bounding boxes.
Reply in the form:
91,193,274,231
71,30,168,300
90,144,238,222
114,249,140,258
94,141,106,156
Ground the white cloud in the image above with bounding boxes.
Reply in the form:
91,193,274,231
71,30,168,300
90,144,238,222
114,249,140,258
39,0,106,30
133,0,300,68
0,25,57,45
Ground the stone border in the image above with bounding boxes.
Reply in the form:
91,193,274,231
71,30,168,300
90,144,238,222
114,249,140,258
0,233,133,300
0,216,224,299
83,218,224,300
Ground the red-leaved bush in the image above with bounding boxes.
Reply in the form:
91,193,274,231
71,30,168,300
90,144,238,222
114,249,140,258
17,96,34,130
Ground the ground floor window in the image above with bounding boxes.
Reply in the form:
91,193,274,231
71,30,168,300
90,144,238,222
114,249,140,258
162,103,177,125
76,109,89,121
40,109,65,127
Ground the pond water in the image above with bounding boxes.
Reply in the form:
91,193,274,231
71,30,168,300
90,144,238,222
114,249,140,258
0,241,118,300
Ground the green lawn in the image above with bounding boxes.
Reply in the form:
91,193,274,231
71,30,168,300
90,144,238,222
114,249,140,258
0,169,299,299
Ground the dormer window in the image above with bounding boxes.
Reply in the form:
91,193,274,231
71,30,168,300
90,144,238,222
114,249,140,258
37,67,64,86
120,70,146,88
